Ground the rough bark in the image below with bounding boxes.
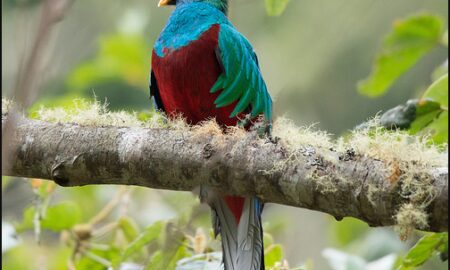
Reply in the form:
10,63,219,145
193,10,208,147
2,114,448,232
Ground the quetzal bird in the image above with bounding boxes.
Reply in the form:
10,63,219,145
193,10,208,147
150,0,272,268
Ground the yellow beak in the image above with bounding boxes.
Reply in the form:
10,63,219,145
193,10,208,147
158,0,171,7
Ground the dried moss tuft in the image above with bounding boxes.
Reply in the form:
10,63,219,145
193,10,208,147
2,98,13,115
35,99,144,127
395,203,429,241
273,117,333,150
191,118,223,139
343,118,446,238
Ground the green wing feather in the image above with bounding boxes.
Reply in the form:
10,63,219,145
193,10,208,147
211,24,272,121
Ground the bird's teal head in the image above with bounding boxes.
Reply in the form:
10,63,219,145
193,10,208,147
158,0,228,14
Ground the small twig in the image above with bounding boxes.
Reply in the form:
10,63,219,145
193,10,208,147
89,187,128,226
118,187,133,217
82,251,112,267
67,234,82,270
83,242,112,251
31,185,53,244
91,222,119,239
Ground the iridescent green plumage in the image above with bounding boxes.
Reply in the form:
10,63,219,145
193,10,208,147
211,25,273,120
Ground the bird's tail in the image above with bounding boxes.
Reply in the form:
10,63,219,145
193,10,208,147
201,187,264,270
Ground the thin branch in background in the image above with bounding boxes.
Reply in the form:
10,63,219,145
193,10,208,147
88,186,129,226
63,187,130,268
118,187,134,217
2,0,75,173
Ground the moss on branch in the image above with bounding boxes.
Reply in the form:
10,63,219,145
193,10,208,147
2,99,448,236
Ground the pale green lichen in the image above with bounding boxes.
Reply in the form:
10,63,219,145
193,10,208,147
367,184,381,206
314,174,339,194
339,118,447,168
35,99,144,127
341,118,447,239
273,116,447,236
273,117,334,150
2,98,13,115
266,116,336,181
7,98,447,238
395,203,429,241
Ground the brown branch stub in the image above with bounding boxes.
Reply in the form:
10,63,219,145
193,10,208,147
2,114,448,233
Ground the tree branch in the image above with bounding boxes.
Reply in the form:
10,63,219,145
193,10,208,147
2,114,448,233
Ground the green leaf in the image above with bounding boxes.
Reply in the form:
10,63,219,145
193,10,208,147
263,232,275,248
330,217,369,247
118,216,140,243
265,0,290,16
41,202,82,231
422,73,448,108
442,30,448,47
406,99,447,145
169,244,190,269
15,206,35,232
2,241,72,270
438,233,448,261
400,233,447,268
264,244,284,267
408,99,441,134
431,60,448,81
2,176,10,190
144,222,189,270
413,74,448,144
146,242,189,270
358,14,444,97
146,250,164,269
119,221,164,265
16,202,82,232
426,111,448,144
76,246,121,270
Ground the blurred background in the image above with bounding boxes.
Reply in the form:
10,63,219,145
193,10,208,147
2,0,448,269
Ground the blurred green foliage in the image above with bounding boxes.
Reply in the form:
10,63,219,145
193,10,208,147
412,73,448,143
68,34,149,90
329,218,369,247
358,14,445,97
265,0,290,17
397,233,448,269
28,32,152,112
3,0,42,8
3,183,294,269
18,202,82,232
424,73,449,107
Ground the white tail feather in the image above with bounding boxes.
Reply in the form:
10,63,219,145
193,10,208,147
200,186,264,270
